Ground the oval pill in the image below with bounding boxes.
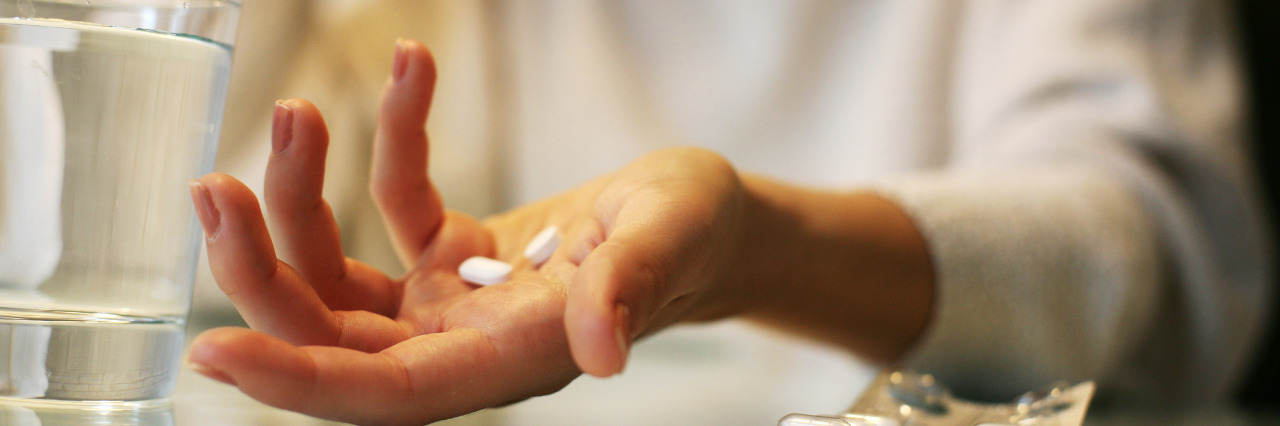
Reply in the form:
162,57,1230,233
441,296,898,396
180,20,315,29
458,256,513,286
523,225,561,266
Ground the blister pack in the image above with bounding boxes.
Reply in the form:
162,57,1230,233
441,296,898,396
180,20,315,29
779,370,1094,426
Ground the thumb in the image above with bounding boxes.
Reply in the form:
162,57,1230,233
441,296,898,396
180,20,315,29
564,212,713,377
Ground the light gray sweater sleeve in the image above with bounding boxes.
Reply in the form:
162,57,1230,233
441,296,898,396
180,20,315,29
874,0,1270,403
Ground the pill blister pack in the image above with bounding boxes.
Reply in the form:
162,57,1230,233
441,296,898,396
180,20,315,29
779,370,1094,426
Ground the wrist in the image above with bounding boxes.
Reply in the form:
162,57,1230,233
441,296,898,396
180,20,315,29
727,175,805,316
725,175,936,362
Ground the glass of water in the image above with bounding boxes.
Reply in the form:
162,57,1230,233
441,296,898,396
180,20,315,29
0,0,239,404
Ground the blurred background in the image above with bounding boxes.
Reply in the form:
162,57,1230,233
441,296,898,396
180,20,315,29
180,1,877,424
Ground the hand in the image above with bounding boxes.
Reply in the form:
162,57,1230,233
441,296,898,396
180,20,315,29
185,39,751,425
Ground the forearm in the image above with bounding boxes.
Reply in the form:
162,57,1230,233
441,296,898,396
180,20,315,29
726,174,936,363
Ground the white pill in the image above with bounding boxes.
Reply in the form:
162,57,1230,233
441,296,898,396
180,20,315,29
523,225,561,266
458,256,512,286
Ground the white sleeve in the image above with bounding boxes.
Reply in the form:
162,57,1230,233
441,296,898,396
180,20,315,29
874,0,1270,403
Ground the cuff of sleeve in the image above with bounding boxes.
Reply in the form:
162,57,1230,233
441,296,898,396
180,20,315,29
870,165,1159,399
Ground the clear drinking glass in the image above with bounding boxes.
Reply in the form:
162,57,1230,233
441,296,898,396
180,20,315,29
0,0,239,404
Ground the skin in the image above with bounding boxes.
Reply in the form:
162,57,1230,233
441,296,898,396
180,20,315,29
186,39,935,425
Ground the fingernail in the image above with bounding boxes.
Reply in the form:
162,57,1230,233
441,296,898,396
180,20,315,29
189,181,220,239
393,38,410,82
187,359,238,386
613,304,630,373
272,100,294,153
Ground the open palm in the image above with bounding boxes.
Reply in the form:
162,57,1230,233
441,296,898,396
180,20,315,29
186,41,584,424
187,40,747,425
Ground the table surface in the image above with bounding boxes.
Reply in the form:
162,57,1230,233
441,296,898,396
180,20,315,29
1,316,1275,425
2,373,1274,426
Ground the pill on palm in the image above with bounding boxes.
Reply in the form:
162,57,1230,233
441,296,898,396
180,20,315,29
524,225,561,266
459,256,512,286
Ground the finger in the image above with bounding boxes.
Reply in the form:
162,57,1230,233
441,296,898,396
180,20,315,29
264,99,400,315
191,174,341,346
333,310,418,353
187,328,418,424
265,99,341,288
564,234,664,378
564,201,715,377
371,38,444,268
187,327,528,425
